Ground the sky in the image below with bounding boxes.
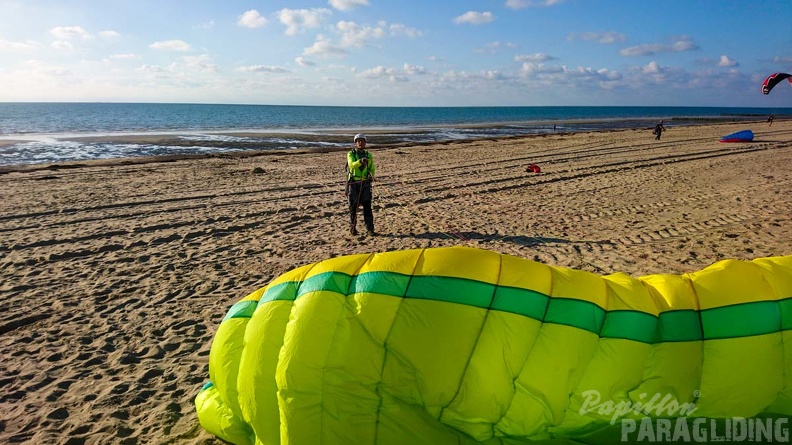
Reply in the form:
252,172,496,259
0,0,790,107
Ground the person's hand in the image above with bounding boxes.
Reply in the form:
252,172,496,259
360,158,368,165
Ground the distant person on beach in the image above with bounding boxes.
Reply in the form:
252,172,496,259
347,133,376,236
653,120,666,140
768,115,774,126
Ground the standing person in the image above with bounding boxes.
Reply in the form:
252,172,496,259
653,120,666,140
768,115,774,126
347,133,376,236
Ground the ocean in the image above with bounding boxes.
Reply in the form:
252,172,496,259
0,103,787,167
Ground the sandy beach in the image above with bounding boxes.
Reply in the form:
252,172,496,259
1,120,791,444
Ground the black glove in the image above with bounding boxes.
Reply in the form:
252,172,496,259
360,158,368,165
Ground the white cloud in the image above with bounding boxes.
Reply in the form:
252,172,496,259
50,26,93,40
566,66,621,81
139,64,165,73
303,34,347,57
278,8,332,36
402,63,427,75
337,21,385,47
110,53,139,60
331,21,421,48
238,10,268,28
772,56,792,64
357,65,408,82
295,57,316,67
630,62,691,88
149,40,191,51
620,44,665,57
519,62,622,90
354,63,428,82
567,31,625,44
718,55,738,67
672,39,698,52
132,55,221,81
484,70,506,80
453,11,494,25
643,61,662,74
196,20,216,30
506,0,564,9
21,60,72,77
236,65,290,73
475,41,519,53
438,69,510,83
620,37,699,56
0,38,42,52
98,31,120,39
520,63,564,75
51,41,74,51
181,55,218,72
328,0,369,11
387,23,423,38
358,65,396,77
515,53,555,62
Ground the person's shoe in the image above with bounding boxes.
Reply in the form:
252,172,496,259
367,230,376,237
350,227,358,236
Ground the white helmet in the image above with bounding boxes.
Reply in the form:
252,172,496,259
354,133,367,142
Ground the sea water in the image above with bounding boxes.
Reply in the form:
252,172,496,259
0,103,787,166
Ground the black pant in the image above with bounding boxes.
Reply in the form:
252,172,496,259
348,181,374,232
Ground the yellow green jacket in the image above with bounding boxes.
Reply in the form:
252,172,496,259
347,149,375,181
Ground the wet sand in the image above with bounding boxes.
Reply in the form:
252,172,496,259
1,120,790,444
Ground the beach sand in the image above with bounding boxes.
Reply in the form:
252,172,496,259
1,120,790,444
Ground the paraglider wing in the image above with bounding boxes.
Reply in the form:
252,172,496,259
720,129,754,142
196,246,792,445
761,72,792,95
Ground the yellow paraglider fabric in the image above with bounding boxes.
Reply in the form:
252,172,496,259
195,247,792,444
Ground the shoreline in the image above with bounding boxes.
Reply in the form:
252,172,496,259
0,113,771,139
0,117,773,174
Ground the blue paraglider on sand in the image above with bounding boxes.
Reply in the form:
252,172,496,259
720,129,754,143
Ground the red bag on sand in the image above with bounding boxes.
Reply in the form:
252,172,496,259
527,164,541,173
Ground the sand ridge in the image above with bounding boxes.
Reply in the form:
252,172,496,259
0,120,790,444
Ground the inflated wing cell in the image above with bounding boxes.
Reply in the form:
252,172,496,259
196,246,792,444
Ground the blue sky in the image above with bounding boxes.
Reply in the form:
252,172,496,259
0,0,790,107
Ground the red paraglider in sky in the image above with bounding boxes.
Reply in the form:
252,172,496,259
761,72,792,95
